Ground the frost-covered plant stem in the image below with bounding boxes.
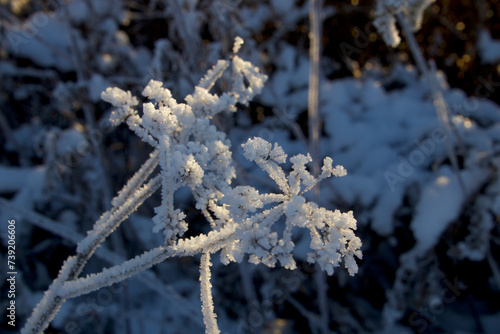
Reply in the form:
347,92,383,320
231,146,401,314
394,11,428,76
200,253,220,334
22,152,160,334
1,197,202,324
22,39,361,333
59,225,237,298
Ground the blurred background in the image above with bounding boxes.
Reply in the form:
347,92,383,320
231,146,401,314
1,0,500,333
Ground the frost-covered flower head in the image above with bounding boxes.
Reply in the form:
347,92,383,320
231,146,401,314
23,37,362,334
374,0,435,47
220,138,361,276
102,37,361,275
102,37,267,245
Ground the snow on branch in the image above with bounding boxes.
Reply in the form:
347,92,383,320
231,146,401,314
222,137,361,275
23,37,360,334
200,253,220,334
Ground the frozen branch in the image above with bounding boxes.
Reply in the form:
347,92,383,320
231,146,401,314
200,253,220,334
22,38,359,334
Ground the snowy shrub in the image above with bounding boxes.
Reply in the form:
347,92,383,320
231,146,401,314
20,38,361,334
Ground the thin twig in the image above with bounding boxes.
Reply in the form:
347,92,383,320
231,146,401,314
395,12,428,76
21,153,160,334
315,269,330,334
60,224,237,299
308,0,323,191
0,197,203,326
200,253,220,334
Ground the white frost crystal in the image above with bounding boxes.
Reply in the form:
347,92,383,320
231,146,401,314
221,138,362,276
24,38,361,334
